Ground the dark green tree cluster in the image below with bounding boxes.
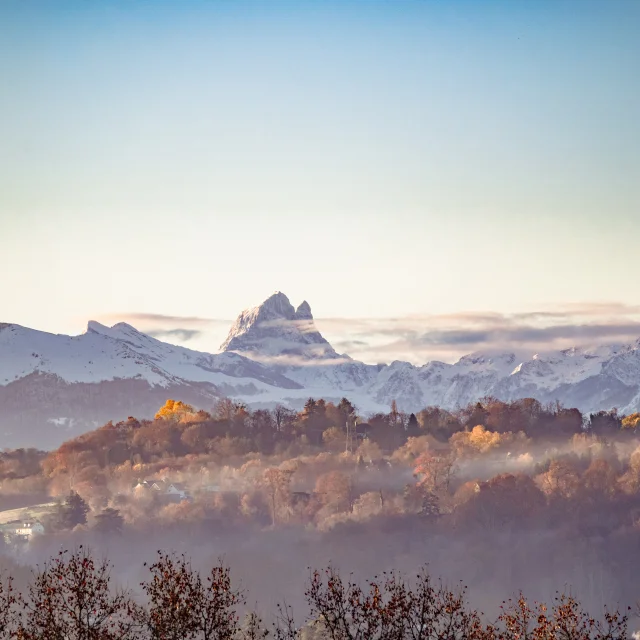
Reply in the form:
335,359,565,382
49,491,89,531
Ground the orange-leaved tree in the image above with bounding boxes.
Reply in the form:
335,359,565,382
155,399,195,421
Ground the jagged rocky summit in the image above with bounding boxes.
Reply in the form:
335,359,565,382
220,291,339,361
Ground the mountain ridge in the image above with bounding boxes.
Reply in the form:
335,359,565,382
1,292,640,448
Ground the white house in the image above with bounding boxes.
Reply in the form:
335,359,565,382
165,483,188,500
14,522,45,540
134,479,191,501
134,479,165,492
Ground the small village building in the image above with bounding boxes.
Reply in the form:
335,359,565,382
134,479,165,492
12,521,45,542
165,483,188,500
133,478,192,502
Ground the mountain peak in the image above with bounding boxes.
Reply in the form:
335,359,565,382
257,291,297,320
294,300,313,320
220,292,338,362
86,320,111,334
86,320,144,339
111,322,141,333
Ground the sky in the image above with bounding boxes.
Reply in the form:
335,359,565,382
1,0,639,364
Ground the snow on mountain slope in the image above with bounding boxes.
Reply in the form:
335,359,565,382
2,292,640,449
369,344,640,415
218,293,640,415
0,320,301,391
365,352,520,411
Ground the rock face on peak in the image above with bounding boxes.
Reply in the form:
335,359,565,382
294,301,313,320
220,292,339,361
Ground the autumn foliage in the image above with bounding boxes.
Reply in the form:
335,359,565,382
3,393,640,610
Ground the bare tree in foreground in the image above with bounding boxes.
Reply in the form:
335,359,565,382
299,566,488,640
497,592,629,640
0,573,20,640
276,566,630,640
0,547,631,640
18,545,139,640
140,550,244,640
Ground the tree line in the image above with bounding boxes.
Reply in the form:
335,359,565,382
7,395,638,485
0,546,632,640
1,396,640,541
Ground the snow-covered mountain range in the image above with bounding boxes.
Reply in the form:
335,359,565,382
1,292,640,448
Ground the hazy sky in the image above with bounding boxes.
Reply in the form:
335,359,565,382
1,1,639,362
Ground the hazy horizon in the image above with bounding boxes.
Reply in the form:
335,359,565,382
2,0,640,363
4,293,640,366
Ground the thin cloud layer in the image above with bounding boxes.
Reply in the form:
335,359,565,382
95,312,232,352
235,352,354,368
99,312,226,326
147,328,203,342
315,302,640,364
97,303,640,365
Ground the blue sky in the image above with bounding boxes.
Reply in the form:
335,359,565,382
1,1,639,362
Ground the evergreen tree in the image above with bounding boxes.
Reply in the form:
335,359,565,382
337,397,356,422
303,398,317,416
65,491,89,527
50,491,89,531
